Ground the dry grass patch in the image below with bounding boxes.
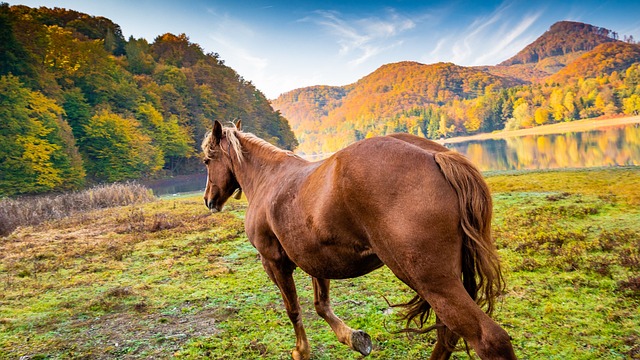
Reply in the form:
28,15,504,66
0,183,155,236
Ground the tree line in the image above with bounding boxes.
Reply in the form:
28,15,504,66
341,62,640,142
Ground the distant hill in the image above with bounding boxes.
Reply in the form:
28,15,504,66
273,21,640,155
499,21,618,66
0,4,297,196
483,21,621,83
272,61,515,153
273,85,348,130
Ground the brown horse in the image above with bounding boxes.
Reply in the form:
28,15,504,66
202,120,516,360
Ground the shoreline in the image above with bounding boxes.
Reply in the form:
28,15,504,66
438,115,640,145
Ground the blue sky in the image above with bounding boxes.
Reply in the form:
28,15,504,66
9,1,640,98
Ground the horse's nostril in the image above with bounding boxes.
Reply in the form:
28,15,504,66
205,199,214,210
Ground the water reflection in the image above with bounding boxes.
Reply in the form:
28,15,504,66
449,124,640,171
144,126,639,196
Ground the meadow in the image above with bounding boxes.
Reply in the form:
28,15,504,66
1,167,638,359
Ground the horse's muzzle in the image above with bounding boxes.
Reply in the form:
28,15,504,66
204,199,221,213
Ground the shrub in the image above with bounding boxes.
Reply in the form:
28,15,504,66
617,276,640,298
598,229,638,252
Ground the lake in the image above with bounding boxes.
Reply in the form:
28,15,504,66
145,123,639,196
143,173,206,197
447,123,640,171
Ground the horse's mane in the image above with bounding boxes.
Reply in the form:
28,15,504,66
202,126,296,163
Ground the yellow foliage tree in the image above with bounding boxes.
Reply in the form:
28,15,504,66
534,107,550,125
82,110,164,181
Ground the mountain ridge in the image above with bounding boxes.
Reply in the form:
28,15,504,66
272,20,640,155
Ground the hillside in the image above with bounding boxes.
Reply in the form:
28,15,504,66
0,4,297,196
273,21,640,155
272,85,348,130
547,42,640,83
480,51,586,82
331,61,515,119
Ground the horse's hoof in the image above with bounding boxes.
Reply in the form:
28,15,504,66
351,330,372,356
291,349,310,360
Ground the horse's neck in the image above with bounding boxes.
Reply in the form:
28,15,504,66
235,136,303,203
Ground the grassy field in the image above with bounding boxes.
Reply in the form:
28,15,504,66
1,167,639,359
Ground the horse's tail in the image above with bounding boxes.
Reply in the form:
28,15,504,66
433,150,504,315
395,150,504,342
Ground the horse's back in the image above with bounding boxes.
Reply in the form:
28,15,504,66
331,135,457,207
330,134,452,194
321,136,460,234
327,135,463,272
386,132,450,154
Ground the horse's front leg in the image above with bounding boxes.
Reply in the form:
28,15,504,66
312,277,372,356
261,256,310,360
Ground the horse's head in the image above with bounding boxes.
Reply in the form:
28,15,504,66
202,120,243,212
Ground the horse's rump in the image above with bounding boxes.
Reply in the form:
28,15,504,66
395,148,504,340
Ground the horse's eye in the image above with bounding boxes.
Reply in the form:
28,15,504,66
203,159,210,165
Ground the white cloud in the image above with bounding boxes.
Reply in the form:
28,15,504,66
474,12,542,64
444,1,544,65
303,9,416,68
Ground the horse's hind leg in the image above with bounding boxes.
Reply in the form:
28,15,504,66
429,316,460,360
261,257,310,360
376,237,513,358
416,280,515,359
312,277,372,356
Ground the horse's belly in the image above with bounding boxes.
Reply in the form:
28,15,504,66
273,211,382,278
291,249,384,279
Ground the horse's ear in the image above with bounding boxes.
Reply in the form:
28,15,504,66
235,119,242,131
213,120,223,145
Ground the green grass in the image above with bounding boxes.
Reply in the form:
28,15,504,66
1,167,639,359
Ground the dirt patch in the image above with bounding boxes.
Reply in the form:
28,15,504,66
57,307,222,359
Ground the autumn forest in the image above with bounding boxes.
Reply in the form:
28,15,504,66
0,4,297,196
